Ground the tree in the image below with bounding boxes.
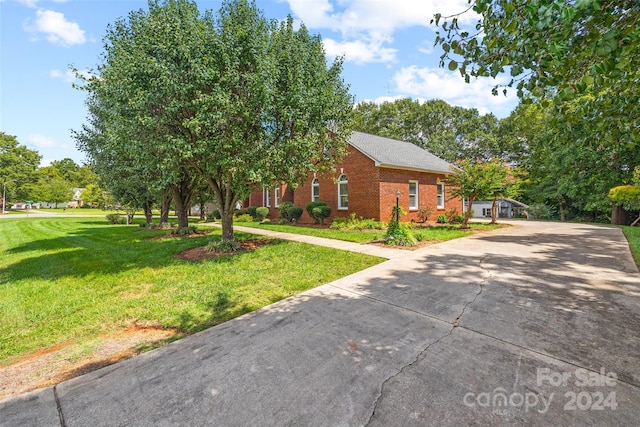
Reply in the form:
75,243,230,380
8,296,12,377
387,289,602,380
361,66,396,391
434,1,640,215
445,158,511,228
487,162,519,224
352,98,500,163
49,159,100,188
0,132,41,203
77,0,353,242
81,183,112,208
609,167,640,226
609,185,640,226
434,1,639,137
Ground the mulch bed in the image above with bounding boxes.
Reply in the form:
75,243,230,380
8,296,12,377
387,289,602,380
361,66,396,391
175,239,273,261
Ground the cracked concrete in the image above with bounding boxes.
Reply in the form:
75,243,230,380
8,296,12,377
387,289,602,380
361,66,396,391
2,220,640,426
365,252,492,425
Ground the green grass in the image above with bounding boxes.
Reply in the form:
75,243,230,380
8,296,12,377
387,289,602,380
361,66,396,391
240,221,381,242
622,226,640,267
0,217,382,363
239,221,503,243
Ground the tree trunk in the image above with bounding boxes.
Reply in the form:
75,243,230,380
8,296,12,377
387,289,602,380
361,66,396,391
220,207,235,242
171,187,191,232
631,215,640,227
142,202,153,224
169,178,196,233
208,179,238,242
558,195,569,222
461,195,475,229
611,203,628,225
490,195,498,225
160,189,172,225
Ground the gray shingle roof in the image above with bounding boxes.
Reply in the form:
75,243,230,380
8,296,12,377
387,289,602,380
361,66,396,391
349,131,454,174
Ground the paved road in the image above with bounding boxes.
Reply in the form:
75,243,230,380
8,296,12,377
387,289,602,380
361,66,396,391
2,221,639,426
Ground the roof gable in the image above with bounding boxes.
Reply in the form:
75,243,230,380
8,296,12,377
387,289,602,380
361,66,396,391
348,131,453,174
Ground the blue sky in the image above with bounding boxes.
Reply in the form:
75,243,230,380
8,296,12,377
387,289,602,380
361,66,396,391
0,0,519,166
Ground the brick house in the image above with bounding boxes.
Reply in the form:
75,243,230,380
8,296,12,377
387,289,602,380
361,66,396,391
246,131,463,223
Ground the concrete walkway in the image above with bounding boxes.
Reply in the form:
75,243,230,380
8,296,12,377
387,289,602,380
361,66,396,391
2,221,640,426
211,223,411,259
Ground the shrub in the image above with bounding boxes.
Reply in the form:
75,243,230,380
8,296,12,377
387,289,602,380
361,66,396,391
234,209,247,216
386,205,416,246
385,221,416,246
330,213,385,230
278,201,295,221
205,239,241,253
418,207,434,223
445,208,459,222
211,209,221,220
287,206,304,224
233,214,254,223
413,230,428,242
306,201,328,223
247,206,258,219
312,205,332,224
255,207,269,221
436,214,448,224
173,225,198,235
106,213,126,224
452,214,465,224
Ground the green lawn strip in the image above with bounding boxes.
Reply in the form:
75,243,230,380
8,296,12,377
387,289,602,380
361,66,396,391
239,221,503,243
621,226,640,267
0,217,382,363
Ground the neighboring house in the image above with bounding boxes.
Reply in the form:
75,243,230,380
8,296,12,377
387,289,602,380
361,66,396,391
246,131,463,223
472,198,529,219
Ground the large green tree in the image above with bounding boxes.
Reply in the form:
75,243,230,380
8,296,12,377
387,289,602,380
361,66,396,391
0,132,41,203
352,98,500,163
77,0,352,241
434,1,640,219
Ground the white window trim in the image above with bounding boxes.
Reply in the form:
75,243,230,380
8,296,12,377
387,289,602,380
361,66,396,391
274,185,280,208
437,183,445,209
409,180,418,210
265,187,271,207
338,174,348,210
311,178,320,202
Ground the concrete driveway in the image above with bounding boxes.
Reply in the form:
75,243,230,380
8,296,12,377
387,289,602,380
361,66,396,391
2,221,640,426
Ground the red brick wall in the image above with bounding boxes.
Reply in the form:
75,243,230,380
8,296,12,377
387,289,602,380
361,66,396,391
292,146,381,223
378,168,462,222
246,184,289,219
246,144,463,223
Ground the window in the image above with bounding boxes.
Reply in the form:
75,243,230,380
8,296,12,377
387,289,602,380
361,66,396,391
274,185,280,208
311,178,320,202
338,174,348,210
437,183,445,209
265,187,271,207
409,181,418,210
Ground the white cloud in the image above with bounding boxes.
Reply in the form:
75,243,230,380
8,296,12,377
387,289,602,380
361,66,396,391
391,66,519,116
323,38,396,64
417,40,435,55
24,9,86,47
26,134,58,149
285,0,477,63
49,68,90,83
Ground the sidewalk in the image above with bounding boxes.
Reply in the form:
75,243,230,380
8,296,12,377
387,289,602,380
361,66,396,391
209,223,411,259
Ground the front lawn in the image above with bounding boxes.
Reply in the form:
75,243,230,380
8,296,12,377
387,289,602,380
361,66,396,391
0,217,382,364
239,221,503,244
